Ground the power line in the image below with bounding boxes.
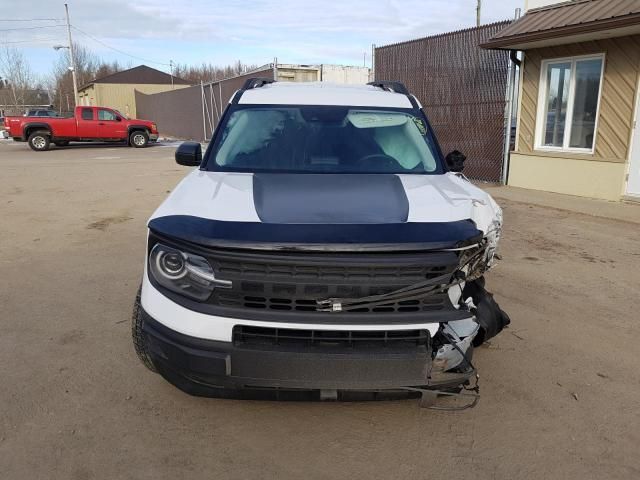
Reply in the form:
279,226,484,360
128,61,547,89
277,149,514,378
0,37,62,45
0,25,64,32
0,18,64,22
71,25,170,66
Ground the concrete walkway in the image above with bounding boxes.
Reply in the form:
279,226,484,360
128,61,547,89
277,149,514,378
484,185,640,225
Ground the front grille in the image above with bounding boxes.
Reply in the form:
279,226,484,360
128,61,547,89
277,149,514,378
206,249,459,317
233,325,430,349
216,291,447,313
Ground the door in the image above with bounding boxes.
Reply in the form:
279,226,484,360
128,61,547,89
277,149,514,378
76,107,97,138
628,90,640,196
96,108,126,139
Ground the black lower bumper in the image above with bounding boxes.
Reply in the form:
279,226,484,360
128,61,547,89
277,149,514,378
142,309,474,397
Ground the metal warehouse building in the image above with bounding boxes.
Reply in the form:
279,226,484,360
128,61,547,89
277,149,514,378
78,65,190,118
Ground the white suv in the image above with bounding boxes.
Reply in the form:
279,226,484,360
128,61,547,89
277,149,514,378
132,79,510,407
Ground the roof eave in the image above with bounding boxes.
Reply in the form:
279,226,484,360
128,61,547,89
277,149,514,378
481,14,640,50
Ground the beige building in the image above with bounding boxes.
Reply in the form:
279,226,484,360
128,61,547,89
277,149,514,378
483,0,640,202
276,64,370,84
78,65,190,118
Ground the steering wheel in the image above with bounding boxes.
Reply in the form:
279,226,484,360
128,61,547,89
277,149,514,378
355,153,399,171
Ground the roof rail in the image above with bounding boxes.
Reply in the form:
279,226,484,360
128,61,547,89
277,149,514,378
367,81,409,95
241,77,275,90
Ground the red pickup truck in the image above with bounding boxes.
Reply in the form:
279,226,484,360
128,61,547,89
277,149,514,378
4,106,159,151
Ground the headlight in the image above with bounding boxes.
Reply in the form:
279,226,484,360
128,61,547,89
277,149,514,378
148,243,230,301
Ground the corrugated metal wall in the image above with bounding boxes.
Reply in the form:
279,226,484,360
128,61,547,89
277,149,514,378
135,84,205,140
375,22,511,182
201,67,275,140
517,35,640,163
136,66,274,141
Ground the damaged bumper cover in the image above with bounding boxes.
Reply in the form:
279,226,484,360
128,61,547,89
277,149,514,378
141,278,508,398
142,309,475,395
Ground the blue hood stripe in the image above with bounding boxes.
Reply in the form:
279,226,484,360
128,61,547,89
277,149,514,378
253,174,409,224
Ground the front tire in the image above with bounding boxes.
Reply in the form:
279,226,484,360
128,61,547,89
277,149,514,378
27,132,50,151
129,131,149,148
131,287,157,372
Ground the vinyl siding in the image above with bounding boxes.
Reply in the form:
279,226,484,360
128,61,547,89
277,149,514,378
517,35,640,163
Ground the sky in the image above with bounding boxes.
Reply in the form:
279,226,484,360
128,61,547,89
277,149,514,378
0,0,524,78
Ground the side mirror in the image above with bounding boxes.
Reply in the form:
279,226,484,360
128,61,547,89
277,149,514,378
445,150,466,172
116,116,122,122
175,141,202,166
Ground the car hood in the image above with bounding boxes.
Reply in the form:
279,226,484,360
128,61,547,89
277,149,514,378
148,171,501,250
152,171,499,228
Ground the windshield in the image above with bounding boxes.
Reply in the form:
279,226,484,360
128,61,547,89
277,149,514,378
206,105,443,174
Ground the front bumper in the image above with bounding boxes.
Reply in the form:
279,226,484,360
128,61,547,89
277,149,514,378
141,307,476,396
149,133,159,142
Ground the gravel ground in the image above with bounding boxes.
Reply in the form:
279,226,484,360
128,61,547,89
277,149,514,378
1,139,639,480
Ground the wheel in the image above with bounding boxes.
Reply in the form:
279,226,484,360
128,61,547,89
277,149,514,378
53,140,69,147
129,131,149,148
131,287,157,372
27,132,50,151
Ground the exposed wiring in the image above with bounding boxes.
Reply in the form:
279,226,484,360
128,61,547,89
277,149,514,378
316,243,490,313
316,271,461,312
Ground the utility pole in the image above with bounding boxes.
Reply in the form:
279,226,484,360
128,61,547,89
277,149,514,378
371,44,376,82
169,59,174,89
64,3,79,106
476,0,482,27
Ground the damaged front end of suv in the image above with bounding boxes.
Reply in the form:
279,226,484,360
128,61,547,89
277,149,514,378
132,79,511,409
312,192,510,407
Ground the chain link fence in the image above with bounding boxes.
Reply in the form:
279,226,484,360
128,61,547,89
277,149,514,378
374,22,511,182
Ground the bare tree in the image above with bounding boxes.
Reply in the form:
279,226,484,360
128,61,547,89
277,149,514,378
172,61,258,84
0,47,35,109
47,41,259,111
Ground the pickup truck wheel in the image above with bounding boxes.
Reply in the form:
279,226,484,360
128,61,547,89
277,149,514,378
28,132,50,151
130,131,149,148
131,287,157,373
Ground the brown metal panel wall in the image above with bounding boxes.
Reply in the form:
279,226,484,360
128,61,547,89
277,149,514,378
375,22,511,182
202,67,276,139
518,35,640,162
135,67,274,141
135,85,204,140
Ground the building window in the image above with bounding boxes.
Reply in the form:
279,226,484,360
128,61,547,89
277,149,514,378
536,54,604,152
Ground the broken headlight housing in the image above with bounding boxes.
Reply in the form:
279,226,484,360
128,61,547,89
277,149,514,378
459,209,502,283
484,208,503,270
148,243,230,301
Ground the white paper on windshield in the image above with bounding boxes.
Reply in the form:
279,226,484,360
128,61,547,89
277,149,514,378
348,111,408,129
